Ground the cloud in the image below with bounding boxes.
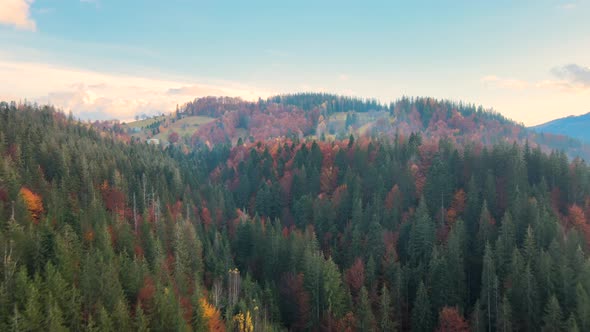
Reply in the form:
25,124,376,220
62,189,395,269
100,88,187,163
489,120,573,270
80,0,100,8
0,0,36,31
480,75,529,90
338,74,350,81
558,2,577,9
0,59,270,121
167,85,231,96
551,64,590,88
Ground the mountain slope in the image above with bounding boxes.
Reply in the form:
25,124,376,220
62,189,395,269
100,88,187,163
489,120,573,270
121,93,590,160
2,101,590,330
531,112,590,144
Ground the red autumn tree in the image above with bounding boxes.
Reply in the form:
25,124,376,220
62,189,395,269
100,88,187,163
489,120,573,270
385,185,401,211
168,131,180,144
436,306,469,332
201,206,212,229
345,258,365,299
447,189,466,224
280,273,311,330
320,166,338,193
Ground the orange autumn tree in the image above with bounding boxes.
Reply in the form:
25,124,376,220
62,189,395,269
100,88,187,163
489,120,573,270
20,187,44,222
200,297,226,332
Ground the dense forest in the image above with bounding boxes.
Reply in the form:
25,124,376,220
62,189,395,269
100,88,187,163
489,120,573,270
166,94,590,161
2,99,590,331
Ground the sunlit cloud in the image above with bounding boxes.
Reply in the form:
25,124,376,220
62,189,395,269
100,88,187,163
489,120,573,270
482,65,590,94
480,75,530,90
0,60,269,121
0,0,36,31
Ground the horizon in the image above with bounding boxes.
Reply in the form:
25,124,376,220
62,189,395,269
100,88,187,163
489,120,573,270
0,0,589,126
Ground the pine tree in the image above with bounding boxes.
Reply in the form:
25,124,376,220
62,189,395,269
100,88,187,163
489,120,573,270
542,295,563,332
357,286,375,331
496,295,512,332
412,281,433,332
409,199,435,267
566,314,580,332
380,285,396,332
470,299,485,332
323,257,346,319
480,243,498,332
135,302,150,332
112,299,131,331
22,283,43,331
97,305,115,332
47,300,68,332
495,212,515,279
575,283,590,332
446,219,466,308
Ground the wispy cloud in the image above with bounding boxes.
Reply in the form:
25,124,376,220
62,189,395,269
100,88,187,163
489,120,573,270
0,59,270,121
338,74,350,81
80,0,100,8
0,0,36,31
480,75,529,90
551,64,590,88
557,2,577,9
482,65,590,94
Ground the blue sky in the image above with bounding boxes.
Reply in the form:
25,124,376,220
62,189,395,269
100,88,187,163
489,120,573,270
0,0,589,124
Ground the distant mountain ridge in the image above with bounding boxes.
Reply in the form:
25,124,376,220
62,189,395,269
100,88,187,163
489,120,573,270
531,112,590,144
114,93,590,160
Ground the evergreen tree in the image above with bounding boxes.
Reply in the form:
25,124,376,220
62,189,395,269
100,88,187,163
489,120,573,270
412,281,433,332
380,285,396,332
357,286,375,331
480,243,498,332
409,199,435,267
496,295,512,332
542,295,563,332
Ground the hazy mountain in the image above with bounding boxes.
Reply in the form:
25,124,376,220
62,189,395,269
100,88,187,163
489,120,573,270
531,112,590,144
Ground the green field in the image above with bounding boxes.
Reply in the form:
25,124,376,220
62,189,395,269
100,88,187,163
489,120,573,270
123,115,167,128
124,115,216,143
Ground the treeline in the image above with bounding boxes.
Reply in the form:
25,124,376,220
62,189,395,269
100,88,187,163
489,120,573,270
177,94,590,162
1,102,590,331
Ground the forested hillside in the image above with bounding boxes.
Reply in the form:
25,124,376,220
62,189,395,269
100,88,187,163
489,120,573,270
127,94,590,161
2,101,590,331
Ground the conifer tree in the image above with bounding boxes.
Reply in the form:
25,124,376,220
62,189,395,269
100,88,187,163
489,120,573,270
412,281,433,332
542,295,563,332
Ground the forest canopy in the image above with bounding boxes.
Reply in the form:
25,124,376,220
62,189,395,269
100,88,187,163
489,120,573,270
1,100,590,331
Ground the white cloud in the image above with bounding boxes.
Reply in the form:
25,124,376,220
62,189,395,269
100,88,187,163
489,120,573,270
480,75,530,90
558,2,577,9
0,59,270,121
551,64,590,88
0,0,36,31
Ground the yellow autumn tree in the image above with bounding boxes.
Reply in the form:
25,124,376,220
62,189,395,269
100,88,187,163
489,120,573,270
233,311,253,332
200,297,226,332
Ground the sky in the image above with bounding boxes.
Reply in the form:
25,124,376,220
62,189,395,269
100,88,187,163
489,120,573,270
0,0,589,125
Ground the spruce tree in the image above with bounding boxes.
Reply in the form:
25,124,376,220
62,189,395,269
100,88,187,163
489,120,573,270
412,281,433,332
542,295,563,332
